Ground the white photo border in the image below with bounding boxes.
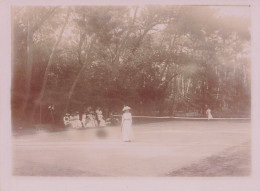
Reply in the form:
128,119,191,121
1,0,259,191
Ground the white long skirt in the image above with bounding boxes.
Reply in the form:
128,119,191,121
76,120,82,128
122,120,134,142
99,118,106,127
207,113,213,119
86,118,97,128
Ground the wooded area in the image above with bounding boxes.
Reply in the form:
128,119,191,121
11,6,251,127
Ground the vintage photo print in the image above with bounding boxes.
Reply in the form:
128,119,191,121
1,0,260,191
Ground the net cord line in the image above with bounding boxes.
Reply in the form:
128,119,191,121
112,115,250,120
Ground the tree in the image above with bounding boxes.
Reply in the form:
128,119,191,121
11,5,251,128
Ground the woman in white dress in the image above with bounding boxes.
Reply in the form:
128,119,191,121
96,108,106,127
121,106,134,142
63,113,71,127
70,113,76,128
86,112,97,128
206,108,213,120
75,111,82,128
81,112,87,128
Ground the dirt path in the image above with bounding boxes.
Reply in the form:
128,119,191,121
166,142,251,176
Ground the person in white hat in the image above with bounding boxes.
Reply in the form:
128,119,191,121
96,107,106,127
75,111,82,128
63,113,71,126
121,106,134,142
81,112,87,128
206,108,213,120
70,112,77,128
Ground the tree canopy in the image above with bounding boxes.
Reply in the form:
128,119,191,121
11,5,251,127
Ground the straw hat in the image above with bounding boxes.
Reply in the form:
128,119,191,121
122,106,131,111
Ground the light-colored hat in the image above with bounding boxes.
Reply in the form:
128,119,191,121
122,106,131,111
65,113,70,116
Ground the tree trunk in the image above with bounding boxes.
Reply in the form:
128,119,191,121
17,7,59,124
20,19,33,121
64,35,96,113
64,64,87,112
30,8,71,124
169,76,177,115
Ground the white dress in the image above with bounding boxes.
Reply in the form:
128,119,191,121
63,116,70,126
75,114,82,128
86,114,97,128
206,109,213,120
96,109,106,127
121,112,134,142
70,116,76,128
82,114,87,128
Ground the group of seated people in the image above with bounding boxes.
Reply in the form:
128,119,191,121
63,107,107,128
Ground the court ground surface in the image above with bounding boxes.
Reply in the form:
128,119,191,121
12,120,251,176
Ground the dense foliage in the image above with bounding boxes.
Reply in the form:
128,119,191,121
11,6,251,127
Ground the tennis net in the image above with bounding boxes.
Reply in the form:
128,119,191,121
112,115,250,125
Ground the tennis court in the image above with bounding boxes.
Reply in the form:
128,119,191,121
12,119,251,176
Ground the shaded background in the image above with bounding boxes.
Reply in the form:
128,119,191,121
11,5,251,128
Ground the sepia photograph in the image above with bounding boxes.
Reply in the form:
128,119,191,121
1,0,260,191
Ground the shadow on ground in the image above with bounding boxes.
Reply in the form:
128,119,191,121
166,142,251,176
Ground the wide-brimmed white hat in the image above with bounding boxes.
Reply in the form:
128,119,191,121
122,106,131,111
